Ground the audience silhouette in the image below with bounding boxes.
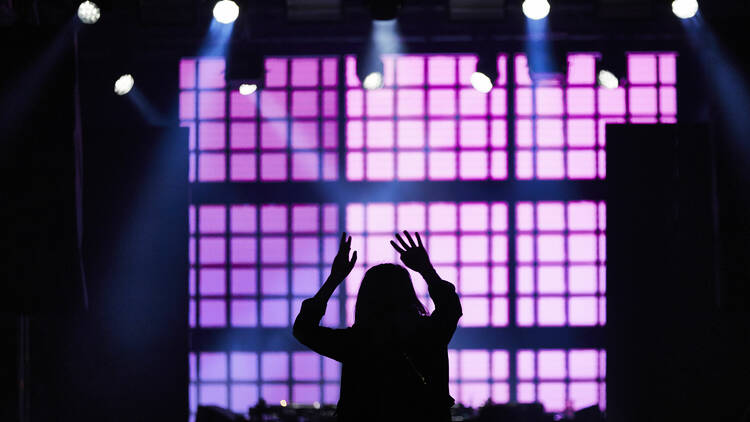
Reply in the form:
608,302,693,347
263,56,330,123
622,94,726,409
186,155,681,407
294,230,463,422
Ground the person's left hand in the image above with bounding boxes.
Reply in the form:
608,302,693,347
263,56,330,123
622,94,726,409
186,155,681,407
330,232,357,283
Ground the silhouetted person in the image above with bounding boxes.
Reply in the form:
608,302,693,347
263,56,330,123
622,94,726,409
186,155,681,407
294,230,462,422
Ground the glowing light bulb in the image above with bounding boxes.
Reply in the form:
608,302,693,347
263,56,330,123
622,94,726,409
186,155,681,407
672,0,698,19
280,400,287,407
239,83,257,95
597,70,619,89
77,1,100,24
213,0,239,24
114,74,134,96
362,72,384,90
470,72,493,93
522,0,550,20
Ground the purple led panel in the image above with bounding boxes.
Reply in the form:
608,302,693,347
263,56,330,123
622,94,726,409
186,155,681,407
447,349,510,408
516,349,606,412
515,201,606,327
189,203,340,329
189,350,342,416
345,54,509,181
179,57,340,182
514,52,677,180
345,202,509,328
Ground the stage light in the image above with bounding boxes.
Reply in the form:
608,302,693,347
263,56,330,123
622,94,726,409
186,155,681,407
598,69,619,89
672,0,698,19
471,51,498,93
522,0,550,20
77,1,101,24
313,401,321,409
213,0,239,24
114,74,134,96
367,0,403,20
280,400,287,407
356,52,385,90
239,83,257,95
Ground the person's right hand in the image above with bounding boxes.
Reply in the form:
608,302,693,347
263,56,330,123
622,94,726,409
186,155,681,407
390,230,433,274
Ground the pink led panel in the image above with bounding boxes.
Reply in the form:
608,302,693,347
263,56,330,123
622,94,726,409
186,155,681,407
448,349,510,407
179,57,339,182
515,201,606,327
345,202,509,328
189,350,342,414
515,52,677,180
345,54,509,181
516,349,606,412
189,203,340,329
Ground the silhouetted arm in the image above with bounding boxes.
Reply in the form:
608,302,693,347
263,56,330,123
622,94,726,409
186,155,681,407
390,231,463,345
293,233,357,362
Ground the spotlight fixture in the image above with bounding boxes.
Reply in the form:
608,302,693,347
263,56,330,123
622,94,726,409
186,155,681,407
226,45,265,94
114,74,134,96
471,51,498,94
77,1,101,24
356,52,385,90
596,53,626,90
366,0,403,20
213,0,240,24
522,0,550,20
671,0,698,19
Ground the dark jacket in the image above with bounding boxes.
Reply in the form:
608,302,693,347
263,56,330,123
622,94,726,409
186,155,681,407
293,278,463,422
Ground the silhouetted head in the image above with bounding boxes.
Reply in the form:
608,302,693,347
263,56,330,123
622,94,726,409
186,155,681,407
354,263,427,327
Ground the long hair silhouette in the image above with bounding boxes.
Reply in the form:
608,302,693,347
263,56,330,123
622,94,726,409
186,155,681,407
353,263,428,328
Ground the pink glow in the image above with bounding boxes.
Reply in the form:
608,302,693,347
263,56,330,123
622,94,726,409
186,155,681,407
517,382,535,402
567,88,595,115
260,153,287,181
570,382,598,410
569,265,597,294
429,203,457,232
180,91,196,120
459,266,488,294
459,203,488,231
200,205,226,233
460,350,489,380
366,120,394,148
397,203,427,233
429,120,457,147
459,151,488,180
345,56,359,87
397,120,425,148
180,59,196,89
492,383,510,403
567,54,596,85
291,91,318,117
491,151,508,180
291,58,318,87
460,88,488,116
459,120,488,147
321,58,337,87
230,385,257,412
198,59,225,89
460,235,488,263
536,119,564,147
539,382,566,412
515,55,532,86
260,121,288,150
198,91,225,119
517,350,535,379
366,89,394,117
659,54,677,84
291,152,319,181
538,297,565,325
292,237,319,264
516,88,532,115
460,297,489,326
366,151,394,180
291,205,318,233
536,150,564,179
292,352,321,380
428,235,457,263
517,297,534,326
199,122,225,150
200,236,226,264
346,204,365,233
200,268,225,295
428,56,456,85
231,122,256,149
598,87,626,115
492,235,508,263
568,234,597,262
538,266,564,294
367,203,396,233
397,89,425,117
366,235,395,263
460,383,490,408
291,122,318,149
265,58,288,88
492,298,508,326
538,350,566,379
628,54,658,84
567,119,595,147
492,266,508,294
490,90,507,116
231,237,256,264
428,151,457,180
629,87,658,115
200,352,227,380
397,151,425,180
292,268,320,296
200,299,226,327
231,268,256,294
457,56,478,86
322,90,337,117
536,87,563,116
567,150,597,179
660,86,677,116
346,90,363,118
231,299,258,327
396,56,425,86
260,90,288,118
261,299,288,327
230,91,257,118
428,89,456,116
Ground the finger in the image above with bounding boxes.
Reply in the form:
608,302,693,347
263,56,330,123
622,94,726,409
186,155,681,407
415,232,424,248
346,235,352,249
349,250,358,268
394,233,410,250
339,232,347,248
390,240,406,254
403,230,417,248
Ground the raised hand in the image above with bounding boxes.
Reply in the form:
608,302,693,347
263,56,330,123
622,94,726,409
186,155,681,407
390,230,433,274
330,232,358,283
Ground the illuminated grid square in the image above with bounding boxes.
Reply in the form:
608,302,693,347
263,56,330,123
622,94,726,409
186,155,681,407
345,54,508,181
180,57,339,182
189,351,341,415
189,203,340,329
345,202,508,327
516,349,606,412
515,201,606,327
448,349,510,408
514,52,677,179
